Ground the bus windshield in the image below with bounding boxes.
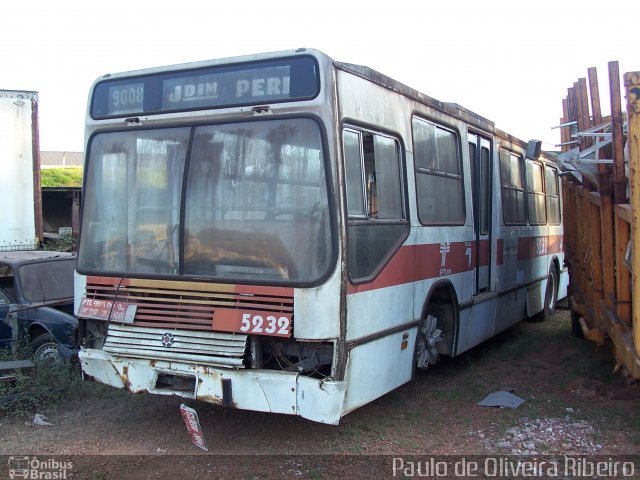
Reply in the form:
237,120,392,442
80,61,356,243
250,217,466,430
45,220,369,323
78,118,333,284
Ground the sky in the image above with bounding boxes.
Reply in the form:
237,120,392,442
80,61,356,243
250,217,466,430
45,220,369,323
2,0,638,153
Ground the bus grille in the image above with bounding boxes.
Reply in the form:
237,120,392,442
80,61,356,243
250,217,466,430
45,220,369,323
104,324,247,368
84,276,294,332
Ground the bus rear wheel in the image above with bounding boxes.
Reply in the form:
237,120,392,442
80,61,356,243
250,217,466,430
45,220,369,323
416,314,442,369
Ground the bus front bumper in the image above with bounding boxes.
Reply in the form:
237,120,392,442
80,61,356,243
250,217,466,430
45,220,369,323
78,349,347,425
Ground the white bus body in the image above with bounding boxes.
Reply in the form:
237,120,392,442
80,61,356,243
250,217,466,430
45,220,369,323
76,49,568,424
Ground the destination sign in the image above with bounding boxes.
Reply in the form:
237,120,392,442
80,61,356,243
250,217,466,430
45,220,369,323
91,56,319,118
78,297,137,323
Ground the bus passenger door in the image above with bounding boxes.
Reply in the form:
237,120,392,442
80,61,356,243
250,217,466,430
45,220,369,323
468,134,492,293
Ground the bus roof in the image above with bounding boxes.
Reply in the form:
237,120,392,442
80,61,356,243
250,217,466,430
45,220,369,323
333,59,536,152
91,48,548,156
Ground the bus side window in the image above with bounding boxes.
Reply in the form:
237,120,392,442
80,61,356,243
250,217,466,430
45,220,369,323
412,117,464,225
526,160,546,225
343,130,366,217
343,127,408,282
362,132,403,219
545,166,561,225
499,150,526,225
343,129,403,220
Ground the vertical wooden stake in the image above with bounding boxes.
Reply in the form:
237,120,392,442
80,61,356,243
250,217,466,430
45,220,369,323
611,62,627,204
624,72,640,353
578,78,592,150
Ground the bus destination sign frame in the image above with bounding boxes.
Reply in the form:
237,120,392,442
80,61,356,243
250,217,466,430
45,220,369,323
91,55,320,119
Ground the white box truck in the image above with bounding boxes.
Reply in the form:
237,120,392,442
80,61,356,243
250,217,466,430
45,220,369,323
0,90,42,251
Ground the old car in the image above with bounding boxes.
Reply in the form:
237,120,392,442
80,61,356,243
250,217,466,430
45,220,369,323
0,251,78,362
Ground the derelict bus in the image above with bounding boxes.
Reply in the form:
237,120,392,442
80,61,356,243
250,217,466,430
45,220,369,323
75,49,568,424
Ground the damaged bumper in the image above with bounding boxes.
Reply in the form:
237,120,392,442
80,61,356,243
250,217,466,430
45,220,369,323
78,349,347,425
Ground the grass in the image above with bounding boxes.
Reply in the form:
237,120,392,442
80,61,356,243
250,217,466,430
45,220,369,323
0,361,82,416
404,411,422,425
0,334,73,415
42,233,74,252
336,307,640,454
2,305,638,455
0,338,121,418
308,468,324,480
40,167,83,188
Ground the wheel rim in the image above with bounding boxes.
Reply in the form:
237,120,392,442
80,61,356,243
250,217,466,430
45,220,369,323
34,342,61,364
416,314,442,369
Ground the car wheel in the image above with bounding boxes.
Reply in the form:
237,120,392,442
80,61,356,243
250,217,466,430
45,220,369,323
31,333,62,364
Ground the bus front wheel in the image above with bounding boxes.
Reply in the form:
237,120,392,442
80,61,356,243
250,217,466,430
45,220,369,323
416,314,442,370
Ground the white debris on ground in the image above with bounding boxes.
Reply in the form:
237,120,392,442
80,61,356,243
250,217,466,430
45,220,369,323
485,416,604,455
32,413,52,426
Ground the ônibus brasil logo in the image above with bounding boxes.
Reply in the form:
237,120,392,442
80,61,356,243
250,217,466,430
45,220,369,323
8,456,73,479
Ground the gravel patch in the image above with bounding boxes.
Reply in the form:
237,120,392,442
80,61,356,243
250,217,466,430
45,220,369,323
489,416,603,455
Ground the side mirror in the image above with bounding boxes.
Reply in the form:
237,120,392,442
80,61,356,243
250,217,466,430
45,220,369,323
526,140,542,160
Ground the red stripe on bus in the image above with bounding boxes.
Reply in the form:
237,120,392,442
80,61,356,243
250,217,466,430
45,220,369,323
348,240,493,294
516,235,564,261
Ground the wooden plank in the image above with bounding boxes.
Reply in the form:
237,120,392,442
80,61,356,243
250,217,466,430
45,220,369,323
588,67,603,126
615,213,631,324
562,178,574,258
589,201,604,305
610,61,627,204
596,66,616,312
574,185,585,299
568,87,577,127
616,203,632,224
588,66,612,199
578,78,593,149
624,71,640,353
574,83,584,150
600,195,616,310
561,98,570,153
566,85,578,153
0,360,35,372
581,185,594,306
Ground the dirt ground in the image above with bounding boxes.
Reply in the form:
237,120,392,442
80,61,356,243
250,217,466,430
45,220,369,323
1,307,639,479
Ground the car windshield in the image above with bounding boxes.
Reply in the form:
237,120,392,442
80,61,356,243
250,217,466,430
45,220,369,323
78,118,334,284
17,259,75,303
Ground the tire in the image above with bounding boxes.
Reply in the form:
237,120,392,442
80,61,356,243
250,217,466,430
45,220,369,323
415,314,442,370
542,266,558,321
31,333,62,364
